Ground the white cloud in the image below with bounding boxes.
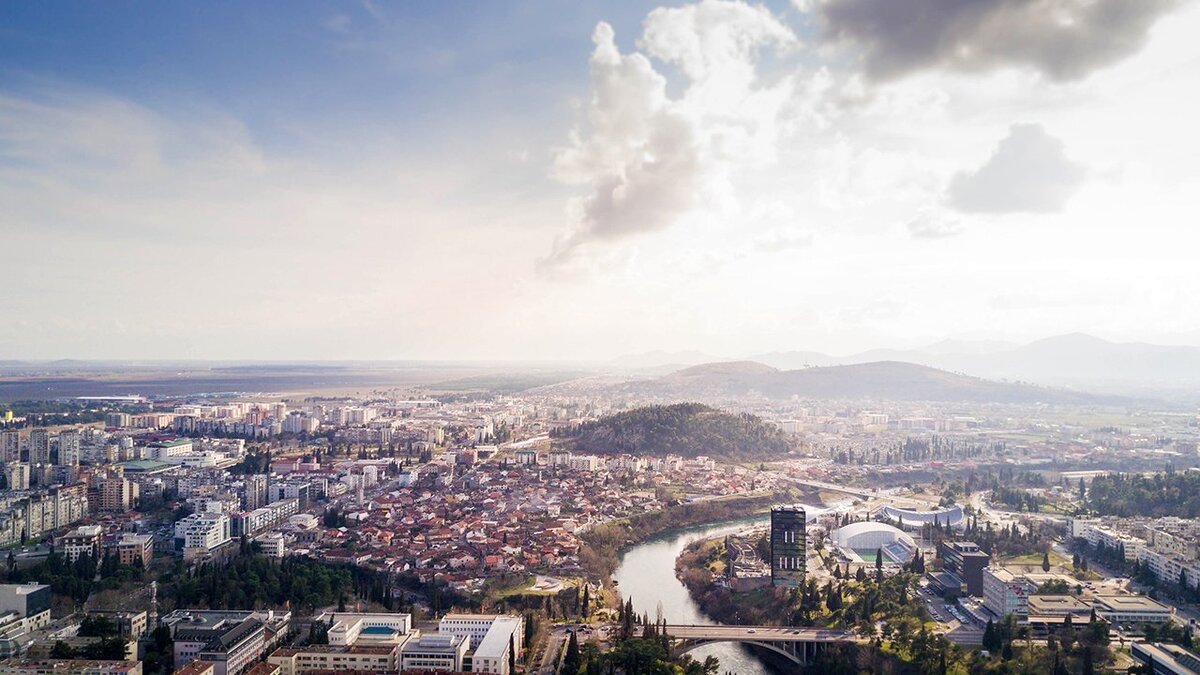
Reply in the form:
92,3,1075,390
544,0,798,270
948,123,1087,213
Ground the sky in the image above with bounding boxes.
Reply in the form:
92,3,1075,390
2,0,1199,361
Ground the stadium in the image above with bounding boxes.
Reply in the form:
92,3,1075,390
833,521,917,564
875,504,964,531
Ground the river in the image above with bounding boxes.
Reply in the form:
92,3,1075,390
611,513,780,675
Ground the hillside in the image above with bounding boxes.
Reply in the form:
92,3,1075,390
622,360,1114,404
551,403,793,459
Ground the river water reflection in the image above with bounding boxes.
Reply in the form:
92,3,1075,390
611,514,785,675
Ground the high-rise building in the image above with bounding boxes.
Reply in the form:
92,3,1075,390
770,504,806,588
939,541,990,596
243,475,269,510
56,430,81,467
99,477,139,512
28,430,49,466
0,430,19,464
5,464,29,491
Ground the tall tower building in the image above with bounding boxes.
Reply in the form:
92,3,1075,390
28,429,50,465
0,430,19,464
770,504,807,588
57,430,81,467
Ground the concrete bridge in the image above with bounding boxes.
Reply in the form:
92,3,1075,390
664,624,861,666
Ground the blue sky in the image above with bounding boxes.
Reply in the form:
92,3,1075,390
2,1,1198,360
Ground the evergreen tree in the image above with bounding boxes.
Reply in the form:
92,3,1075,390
1042,551,1051,572
562,631,581,675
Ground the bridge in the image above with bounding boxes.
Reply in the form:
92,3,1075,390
664,624,861,666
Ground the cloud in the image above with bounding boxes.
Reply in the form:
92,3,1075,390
544,0,797,270
947,123,1086,213
817,0,1181,82
906,211,963,239
753,228,814,252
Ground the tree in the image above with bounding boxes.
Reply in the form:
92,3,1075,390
562,631,581,675
581,584,590,618
1042,551,1051,572
875,548,884,582
50,641,74,658
982,618,998,652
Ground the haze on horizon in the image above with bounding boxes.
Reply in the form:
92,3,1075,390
2,1,1199,362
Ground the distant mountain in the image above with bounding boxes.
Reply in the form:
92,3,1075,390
962,333,1200,386
749,334,1200,392
551,402,792,458
624,360,1113,404
609,350,723,372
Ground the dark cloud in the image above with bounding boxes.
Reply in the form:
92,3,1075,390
819,0,1180,81
948,123,1086,213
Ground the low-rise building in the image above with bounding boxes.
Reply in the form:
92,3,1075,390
1092,594,1173,625
398,635,467,673
0,660,142,675
116,534,153,567
267,645,398,675
60,526,104,563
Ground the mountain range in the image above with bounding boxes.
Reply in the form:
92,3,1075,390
611,360,1114,405
618,333,1200,392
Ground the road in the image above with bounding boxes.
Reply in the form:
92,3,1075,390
665,624,859,642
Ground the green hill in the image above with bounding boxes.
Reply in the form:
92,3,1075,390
550,402,793,459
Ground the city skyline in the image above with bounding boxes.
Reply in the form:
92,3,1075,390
3,0,1199,361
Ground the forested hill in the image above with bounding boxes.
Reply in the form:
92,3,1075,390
550,403,793,459
1086,471,1200,518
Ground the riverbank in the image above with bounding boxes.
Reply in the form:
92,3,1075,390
674,535,800,626
579,488,811,588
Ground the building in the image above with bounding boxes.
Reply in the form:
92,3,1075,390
313,613,412,647
0,431,19,465
161,610,290,675
1131,642,1200,675
243,476,268,511
99,478,139,513
0,660,142,675
147,440,194,461
57,431,81,467
85,611,148,639
60,525,104,563
0,585,51,632
174,514,232,558
1092,594,1173,624
833,522,916,564
981,568,1034,618
4,465,28,492
470,616,521,674
398,635,467,673
770,505,806,588
1026,595,1091,619
268,645,399,675
939,541,990,597
256,533,284,559
116,534,154,567
876,504,964,531
27,431,49,466
173,662,215,675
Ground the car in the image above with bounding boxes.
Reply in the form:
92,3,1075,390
747,629,757,634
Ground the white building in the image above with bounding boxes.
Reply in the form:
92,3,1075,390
174,513,231,556
982,567,1036,618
